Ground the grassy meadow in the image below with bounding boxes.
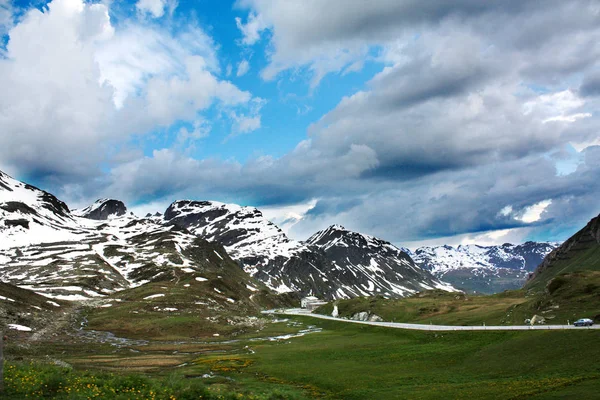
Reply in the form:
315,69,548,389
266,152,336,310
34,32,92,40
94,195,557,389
4,314,600,399
316,271,600,326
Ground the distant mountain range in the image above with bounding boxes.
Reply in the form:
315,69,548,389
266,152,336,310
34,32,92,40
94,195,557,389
0,170,453,302
409,242,559,294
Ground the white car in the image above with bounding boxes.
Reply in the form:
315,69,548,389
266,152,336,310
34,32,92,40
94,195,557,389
574,318,594,327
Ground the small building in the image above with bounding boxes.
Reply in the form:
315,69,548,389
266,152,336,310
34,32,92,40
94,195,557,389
301,296,328,311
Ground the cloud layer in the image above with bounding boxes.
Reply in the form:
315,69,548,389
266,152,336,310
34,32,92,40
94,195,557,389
1,0,599,247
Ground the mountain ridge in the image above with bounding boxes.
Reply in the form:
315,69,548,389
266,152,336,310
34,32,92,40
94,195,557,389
408,241,559,293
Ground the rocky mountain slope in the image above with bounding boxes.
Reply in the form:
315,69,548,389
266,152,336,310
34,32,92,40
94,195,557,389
0,173,281,326
306,225,455,297
526,213,600,292
410,242,558,294
163,201,455,299
0,170,85,249
74,198,128,220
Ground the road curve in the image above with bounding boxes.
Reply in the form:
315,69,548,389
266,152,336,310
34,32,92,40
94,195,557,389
264,309,600,331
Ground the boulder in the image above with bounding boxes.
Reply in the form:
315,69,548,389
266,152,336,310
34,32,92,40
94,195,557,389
530,315,546,325
368,314,383,322
351,311,370,321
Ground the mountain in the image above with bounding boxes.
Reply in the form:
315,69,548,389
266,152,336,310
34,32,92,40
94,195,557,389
306,225,455,297
411,242,558,294
0,170,85,250
164,200,455,299
162,200,344,298
526,213,600,291
1,172,456,304
74,198,128,220
0,172,280,319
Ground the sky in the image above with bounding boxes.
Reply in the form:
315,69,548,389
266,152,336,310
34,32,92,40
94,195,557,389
0,0,599,249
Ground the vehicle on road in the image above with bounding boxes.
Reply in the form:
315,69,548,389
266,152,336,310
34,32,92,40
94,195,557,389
574,318,594,327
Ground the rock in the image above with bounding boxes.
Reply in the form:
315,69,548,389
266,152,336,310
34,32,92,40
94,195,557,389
530,315,545,325
368,314,383,322
4,219,29,229
351,311,370,321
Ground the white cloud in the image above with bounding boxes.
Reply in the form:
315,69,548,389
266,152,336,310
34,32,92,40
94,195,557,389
237,59,250,76
260,199,318,235
518,200,552,223
0,0,256,182
135,0,177,19
523,90,592,124
570,137,600,152
95,23,219,108
227,97,265,139
0,0,117,178
177,119,210,152
232,114,261,134
498,205,513,217
403,228,532,250
235,12,267,45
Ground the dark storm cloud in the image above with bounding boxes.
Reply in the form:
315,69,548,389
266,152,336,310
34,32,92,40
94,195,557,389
580,71,600,97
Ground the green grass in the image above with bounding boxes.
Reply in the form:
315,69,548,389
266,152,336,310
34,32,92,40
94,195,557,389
526,242,600,292
315,290,529,326
238,317,600,399
316,271,600,327
6,314,600,399
525,217,600,292
84,277,296,340
3,361,307,399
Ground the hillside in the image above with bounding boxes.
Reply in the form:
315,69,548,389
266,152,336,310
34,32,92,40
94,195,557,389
316,215,600,326
0,173,297,340
525,213,600,292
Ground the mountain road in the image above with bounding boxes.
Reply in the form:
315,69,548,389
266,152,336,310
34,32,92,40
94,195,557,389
265,309,600,331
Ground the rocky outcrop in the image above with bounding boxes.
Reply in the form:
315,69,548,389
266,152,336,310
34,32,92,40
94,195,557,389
76,199,127,220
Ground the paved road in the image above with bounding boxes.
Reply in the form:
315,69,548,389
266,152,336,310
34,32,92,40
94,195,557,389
264,309,600,331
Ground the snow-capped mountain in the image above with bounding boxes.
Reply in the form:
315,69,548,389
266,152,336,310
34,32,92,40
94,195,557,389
306,225,455,297
163,201,455,299
410,242,559,293
0,170,86,250
163,200,342,297
0,172,270,304
74,199,128,220
1,171,457,302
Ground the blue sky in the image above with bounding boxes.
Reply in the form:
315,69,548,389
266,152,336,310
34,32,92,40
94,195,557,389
0,0,599,248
